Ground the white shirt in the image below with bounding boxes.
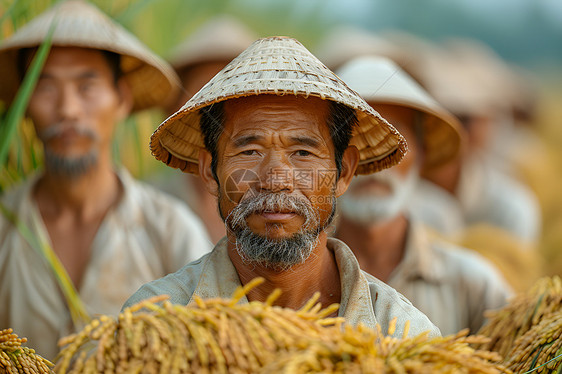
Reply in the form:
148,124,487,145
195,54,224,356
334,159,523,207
0,170,212,360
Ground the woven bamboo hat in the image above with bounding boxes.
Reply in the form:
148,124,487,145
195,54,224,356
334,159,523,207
336,56,463,170
168,15,258,72
151,36,407,175
0,0,180,112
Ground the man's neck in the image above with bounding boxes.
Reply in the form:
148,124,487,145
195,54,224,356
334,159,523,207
335,214,409,282
31,155,123,288
33,156,122,221
227,231,341,313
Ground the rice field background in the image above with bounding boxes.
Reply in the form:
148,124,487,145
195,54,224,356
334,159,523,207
1,0,561,280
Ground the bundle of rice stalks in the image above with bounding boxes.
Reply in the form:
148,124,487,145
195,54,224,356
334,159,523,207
55,278,340,374
504,310,562,373
478,276,562,359
261,322,510,373
56,277,509,374
0,328,53,374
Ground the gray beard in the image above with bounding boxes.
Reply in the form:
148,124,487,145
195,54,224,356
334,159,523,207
43,148,98,179
224,192,336,271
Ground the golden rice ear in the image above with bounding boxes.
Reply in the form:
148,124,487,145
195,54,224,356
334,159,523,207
0,0,180,112
150,36,407,175
0,328,54,373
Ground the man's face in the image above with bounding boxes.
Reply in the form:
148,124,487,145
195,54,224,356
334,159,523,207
27,47,129,177
206,95,346,269
339,104,420,225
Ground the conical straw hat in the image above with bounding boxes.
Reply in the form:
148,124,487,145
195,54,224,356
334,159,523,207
0,0,180,112
441,38,513,114
314,26,402,70
168,15,258,71
336,56,463,170
420,52,500,118
151,36,407,175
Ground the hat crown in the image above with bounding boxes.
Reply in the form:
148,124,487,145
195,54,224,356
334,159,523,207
337,56,444,111
3,0,142,52
182,37,371,113
314,26,399,70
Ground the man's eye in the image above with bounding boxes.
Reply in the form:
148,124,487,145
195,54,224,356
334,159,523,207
241,150,257,156
296,150,311,156
35,81,56,94
79,82,95,93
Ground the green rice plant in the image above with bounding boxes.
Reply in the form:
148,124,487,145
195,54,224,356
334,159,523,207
0,19,54,186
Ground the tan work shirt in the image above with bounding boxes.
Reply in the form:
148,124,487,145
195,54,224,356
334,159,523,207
387,222,513,335
124,237,441,339
0,170,212,360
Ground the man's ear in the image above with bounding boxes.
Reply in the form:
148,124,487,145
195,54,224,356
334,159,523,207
335,145,359,197
198,149,219,197
115,79,134,121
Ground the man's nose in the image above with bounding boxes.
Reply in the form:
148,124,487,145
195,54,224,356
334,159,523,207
258,153,294,193
57,86,82,120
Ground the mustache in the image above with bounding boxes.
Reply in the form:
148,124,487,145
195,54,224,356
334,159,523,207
37,122,99,142
226,192,320,232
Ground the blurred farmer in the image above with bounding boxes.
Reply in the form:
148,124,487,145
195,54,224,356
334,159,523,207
124,37,441,338
335,57,512,335
0,0,211,359
398,38,541,242
162,15,257,243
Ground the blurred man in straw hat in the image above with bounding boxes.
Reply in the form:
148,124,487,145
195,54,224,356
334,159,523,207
414,48,541,242
378,34,541,243
124,36,441,338
0,0,211,359
334,56,512,335
157,15,258,244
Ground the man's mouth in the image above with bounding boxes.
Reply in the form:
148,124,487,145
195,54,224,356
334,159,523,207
255,210,297,221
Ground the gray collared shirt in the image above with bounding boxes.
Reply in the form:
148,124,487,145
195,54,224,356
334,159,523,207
124,237,441,338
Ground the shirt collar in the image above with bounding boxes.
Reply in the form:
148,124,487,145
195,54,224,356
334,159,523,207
329,237,377,327
189,237,247,304
188,237,378,327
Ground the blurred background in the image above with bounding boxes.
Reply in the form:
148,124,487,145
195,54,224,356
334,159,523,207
1,0,561,279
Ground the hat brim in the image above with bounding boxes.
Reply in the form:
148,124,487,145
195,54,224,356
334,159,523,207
370,98,463,170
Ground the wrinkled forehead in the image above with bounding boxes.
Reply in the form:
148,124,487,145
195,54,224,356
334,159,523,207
222,95,332,134
34,47,115,78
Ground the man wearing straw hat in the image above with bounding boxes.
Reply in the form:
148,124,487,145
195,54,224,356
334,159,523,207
334,56,512,335
0,0,211,359
124,36,441,338
371,34,542,243
159,15,257,244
